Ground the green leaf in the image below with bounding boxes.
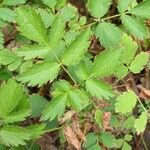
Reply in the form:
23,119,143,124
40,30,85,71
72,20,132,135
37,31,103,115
124,134,133,142
121,33,138,65
124,116,135,129
129,52,149,74
99,132,116,148
95,22,123,49
48,12,66,49
60,4,77,22
3,109,30,124
16,45,50,60
52,80,72,97
27,124,45,139
0,8,15,22
41,95,67,121
122,142,132,150
17,62,60,86
83,133,101,150
41,0,57,9
55,0,67,10
74,57,93,82
0,80,26,118
93,48,122,77
117,0,133,13
85,79,114,99
87,0,111,18
2,0,26,6
30,94,48,117
0,32,4,49
113,64,128,79
0,49,21,67
0,126,32,147
41,80,89,121
130,0,150,19
16,6,49,45
61,28,91,66
94,109,103,128
115,90,137,114
134,112,148,134
68,89,89,112
37,8,55,28
121,14,149,39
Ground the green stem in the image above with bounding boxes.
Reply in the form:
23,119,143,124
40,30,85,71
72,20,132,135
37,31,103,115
137,97,150,117
141,135,148,150
101,14,121,21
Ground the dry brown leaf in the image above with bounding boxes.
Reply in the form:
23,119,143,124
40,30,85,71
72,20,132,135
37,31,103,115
59,110,76,124
102,112,112,130
138,85,150,99
64,126,81,150
72,117,86,142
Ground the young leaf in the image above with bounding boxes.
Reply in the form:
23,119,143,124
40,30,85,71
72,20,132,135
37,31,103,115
0,126,32,147
121,14,149,39
117,0,133,13
2,0,27,6
61,28,91,66
87,0,111,18
129,52,149,74
85,79,114,99
0,8,15,22
16,45,50,60
121,33,138,65
41,95,67,121
48,12,66,49
17,62,60,86
93,48,122,78
0,80,27,118
95,22,123,49
130,0,150,19
16,7,49,45
115,90,137,114
134,112,148,134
